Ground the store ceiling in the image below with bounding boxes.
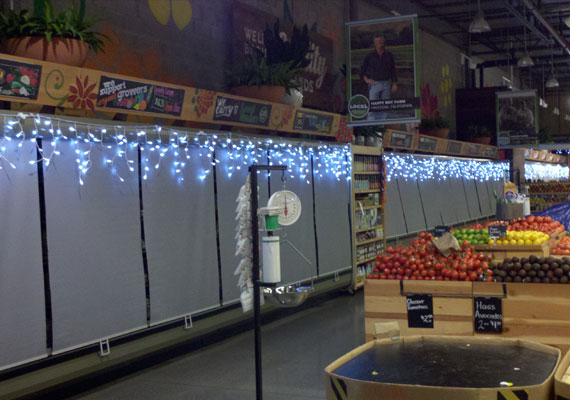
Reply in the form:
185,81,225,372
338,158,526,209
364,0,570,88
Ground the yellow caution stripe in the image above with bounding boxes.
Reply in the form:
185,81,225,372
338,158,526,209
330,376,347,400
498,389,528,400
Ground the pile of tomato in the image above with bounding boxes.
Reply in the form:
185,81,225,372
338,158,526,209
553,236,570,255
368,232,494,281
501,215,564,235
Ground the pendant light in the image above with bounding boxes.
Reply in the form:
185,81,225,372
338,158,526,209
518,8,534,67
469,0,491,33
546,44,560,88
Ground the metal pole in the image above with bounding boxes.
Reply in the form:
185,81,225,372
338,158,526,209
249,166,262,400
249,164,287,400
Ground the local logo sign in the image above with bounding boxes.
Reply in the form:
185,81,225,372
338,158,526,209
348,95,369,119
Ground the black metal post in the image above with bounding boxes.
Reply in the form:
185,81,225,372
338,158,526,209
248,165,287,400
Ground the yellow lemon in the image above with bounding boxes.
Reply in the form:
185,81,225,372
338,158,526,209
488,239,495,245
517,239,524,245
533,239,542,245
510,239,517,245
525,239,532,245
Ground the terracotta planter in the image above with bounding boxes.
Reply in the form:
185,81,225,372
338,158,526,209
4,37,89,67
471,136,491,145
230,85,286,104
421,128,449,139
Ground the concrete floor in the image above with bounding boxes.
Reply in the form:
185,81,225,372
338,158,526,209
69,291,365,400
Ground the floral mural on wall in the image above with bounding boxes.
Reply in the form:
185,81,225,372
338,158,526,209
148,0,193,30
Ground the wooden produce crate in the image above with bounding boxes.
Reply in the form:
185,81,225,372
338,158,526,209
325,335,560,400
555,348,570,399
364,280,473,342
473,241,550,261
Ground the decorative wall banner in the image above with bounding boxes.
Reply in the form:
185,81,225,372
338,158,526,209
213,96,272,127
496,90,539,147
346,15,421,126
417,136,437,152
0,54,341,138
446,141,463,154
231,1,334,111
97,76,185,116
0,58,42,100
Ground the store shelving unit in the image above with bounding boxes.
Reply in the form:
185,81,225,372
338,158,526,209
351,145,386,291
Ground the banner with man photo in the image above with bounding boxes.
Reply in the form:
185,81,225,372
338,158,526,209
496,90,539,147
346,15,421,126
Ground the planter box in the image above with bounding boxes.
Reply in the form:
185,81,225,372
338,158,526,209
325,335,560,400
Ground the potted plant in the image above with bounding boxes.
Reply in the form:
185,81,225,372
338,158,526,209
353,125,385,147
225,20,310,104
0,0,109,67
468,125,492,145
419,117,449,138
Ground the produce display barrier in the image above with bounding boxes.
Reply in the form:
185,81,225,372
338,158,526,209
473,241,551,260
325,335,560,400
365,280,570,353
555,346,570,399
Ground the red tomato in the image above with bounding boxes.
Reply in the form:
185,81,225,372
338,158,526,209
459,271,467,280
469,272,478,281
451,270,459,280
421,270,428,277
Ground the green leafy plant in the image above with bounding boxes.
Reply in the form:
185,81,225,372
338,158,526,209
225,20,311,94
0,0,110,53
353,125,385,137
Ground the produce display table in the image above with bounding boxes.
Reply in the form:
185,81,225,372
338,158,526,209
325,335,560,400
365,280,570,353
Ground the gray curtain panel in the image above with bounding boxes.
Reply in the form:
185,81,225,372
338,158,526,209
385,179,406,238
44,142,147,353
417,179,444,229
313,154,351,276
397,178,427,234
141,146,219,324
476,180,493,217
0,141,46,370
463,178,483,220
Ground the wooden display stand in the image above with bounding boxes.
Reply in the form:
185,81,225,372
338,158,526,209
555,348,570,398
473,241,551,261
365,280,570,353
351,145,385,291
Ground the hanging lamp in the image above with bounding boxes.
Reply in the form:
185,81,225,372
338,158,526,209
518,9,534,67
546,45,559,88
469,0,491,33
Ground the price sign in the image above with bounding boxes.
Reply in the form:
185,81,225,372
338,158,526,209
390,132,414,149
406,294,434,328
434,225,451,238
418,136,437,151
474,297,503,333
488,225,507,239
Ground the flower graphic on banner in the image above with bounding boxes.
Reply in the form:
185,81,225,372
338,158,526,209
148,0,192,30
68,76,97,110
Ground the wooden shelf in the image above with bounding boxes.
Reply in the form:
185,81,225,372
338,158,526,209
356,237,384,246
353,171,382,175
354,189,382,194
351,145,382,156
356,255,379,265
355,204,382,210
355,226,382,233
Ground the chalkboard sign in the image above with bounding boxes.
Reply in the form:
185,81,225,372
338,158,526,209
488,225,507,238
212,96,272,127
434,225,451,237
418,136,437,152
97,76,185,116
293,110,334,133
0,58,42,100
406,294,434,328
390,132,414,149
468,144,482,156
446,141,463,154
474,297,502,333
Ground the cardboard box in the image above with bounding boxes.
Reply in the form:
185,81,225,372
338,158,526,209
325,335,560,400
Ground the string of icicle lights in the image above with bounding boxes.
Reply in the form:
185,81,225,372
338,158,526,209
525,162,569,181
384,153,509,182
0,112,351,185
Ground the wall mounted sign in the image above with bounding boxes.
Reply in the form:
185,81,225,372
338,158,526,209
446,141,463,154
390,132,414,148
468,144,482,157
97,76,184,116
293,110,334,133
474,296,502,333
406,294,433,328
213,96,272,127
496,90,539,147
346,15,421,126
0,58,42,100
418,136,437,152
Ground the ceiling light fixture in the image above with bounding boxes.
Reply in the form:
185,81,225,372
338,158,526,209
518,7,534,67
469,0,491,33
546,44,560,88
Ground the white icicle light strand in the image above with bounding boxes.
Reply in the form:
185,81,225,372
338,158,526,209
525,162,569,181
0,112,351,186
